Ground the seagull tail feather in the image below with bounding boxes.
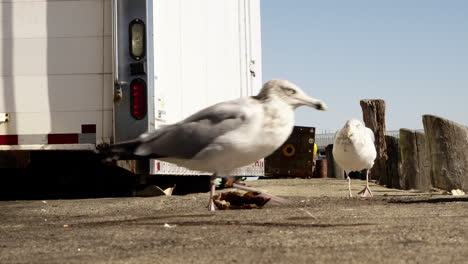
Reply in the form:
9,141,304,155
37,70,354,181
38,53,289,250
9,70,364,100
96,140,150,161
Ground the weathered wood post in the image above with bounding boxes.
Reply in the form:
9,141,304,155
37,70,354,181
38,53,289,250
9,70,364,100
385,135,401,189
360,99,388,184
423,115,468,191
399,129,431,190
325,144,344,179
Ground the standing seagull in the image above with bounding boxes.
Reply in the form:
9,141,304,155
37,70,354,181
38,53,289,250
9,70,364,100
108,79,327,210
333,119,377,198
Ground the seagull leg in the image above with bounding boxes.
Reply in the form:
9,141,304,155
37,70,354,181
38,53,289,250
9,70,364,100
208,174,217,211
346,172,353,198
358,170,373,198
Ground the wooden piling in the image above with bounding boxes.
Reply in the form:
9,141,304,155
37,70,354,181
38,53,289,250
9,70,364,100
423,115,468,191
399,129,431,190
385,135,401,189
325,144,344,179
360,99,388,184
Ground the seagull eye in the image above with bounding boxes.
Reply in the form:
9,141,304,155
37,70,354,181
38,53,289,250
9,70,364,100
283,88,296,95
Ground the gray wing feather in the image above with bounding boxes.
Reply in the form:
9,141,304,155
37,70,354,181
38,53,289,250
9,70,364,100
134,101,247,158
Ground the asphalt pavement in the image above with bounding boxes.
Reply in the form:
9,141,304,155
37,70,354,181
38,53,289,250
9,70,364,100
1,178,467,264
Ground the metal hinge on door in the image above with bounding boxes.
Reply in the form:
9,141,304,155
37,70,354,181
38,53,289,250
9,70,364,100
113,81,125,103
0,113,9,123
249,60,256,77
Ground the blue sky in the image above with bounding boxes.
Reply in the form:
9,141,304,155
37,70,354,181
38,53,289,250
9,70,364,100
261,0,468,133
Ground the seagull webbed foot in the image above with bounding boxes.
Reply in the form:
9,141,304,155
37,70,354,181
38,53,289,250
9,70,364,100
358,185,373,198
208,199,216,211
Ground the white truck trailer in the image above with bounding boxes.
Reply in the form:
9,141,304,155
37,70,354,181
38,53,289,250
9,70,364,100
0,0,263,177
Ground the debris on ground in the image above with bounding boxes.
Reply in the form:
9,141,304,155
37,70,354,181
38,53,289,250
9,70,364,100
450,189,465,196
213,191,271,210
135,185,176,197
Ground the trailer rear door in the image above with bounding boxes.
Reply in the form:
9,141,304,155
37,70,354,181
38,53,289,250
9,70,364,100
151,0,263,176
0,0,112,150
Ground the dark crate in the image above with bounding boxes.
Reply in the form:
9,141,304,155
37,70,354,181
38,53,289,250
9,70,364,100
265,126,316,178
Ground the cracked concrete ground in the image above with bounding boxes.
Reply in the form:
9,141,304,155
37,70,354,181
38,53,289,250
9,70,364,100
1,178,467,264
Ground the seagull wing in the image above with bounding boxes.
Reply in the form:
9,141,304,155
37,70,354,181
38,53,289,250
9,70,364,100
365,127,375,143
133,100,249,159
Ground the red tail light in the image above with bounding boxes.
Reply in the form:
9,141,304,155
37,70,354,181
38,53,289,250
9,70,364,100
130,78,147,120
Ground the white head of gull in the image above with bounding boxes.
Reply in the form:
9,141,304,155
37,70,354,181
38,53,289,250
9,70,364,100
110,79,327,210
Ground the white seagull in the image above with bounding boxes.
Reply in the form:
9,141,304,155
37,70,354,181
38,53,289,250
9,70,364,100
108,79,327,210
333,119,377,198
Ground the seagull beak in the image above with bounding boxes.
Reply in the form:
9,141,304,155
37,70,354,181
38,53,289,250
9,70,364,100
299,95,328,111
347,130,352,138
